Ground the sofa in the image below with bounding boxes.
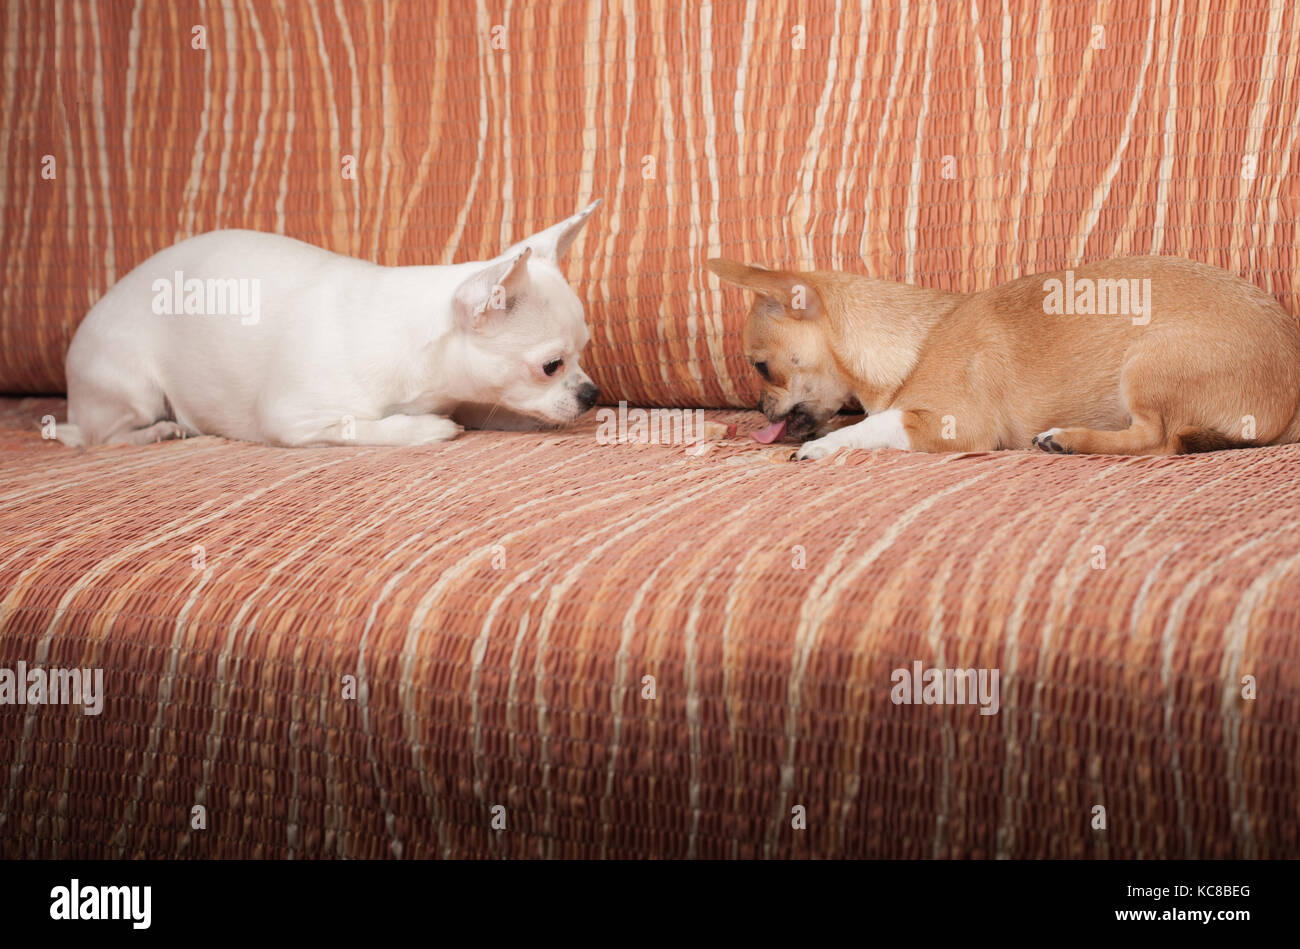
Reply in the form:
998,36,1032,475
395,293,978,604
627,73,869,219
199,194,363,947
1,0,1297,859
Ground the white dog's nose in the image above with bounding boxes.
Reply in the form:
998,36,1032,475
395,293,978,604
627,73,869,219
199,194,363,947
575,382,600,411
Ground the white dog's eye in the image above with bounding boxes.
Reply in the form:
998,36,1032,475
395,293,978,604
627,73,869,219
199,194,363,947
543,358,564,376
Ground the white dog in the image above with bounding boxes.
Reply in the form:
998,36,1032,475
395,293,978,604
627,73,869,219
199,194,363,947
57,201,602,447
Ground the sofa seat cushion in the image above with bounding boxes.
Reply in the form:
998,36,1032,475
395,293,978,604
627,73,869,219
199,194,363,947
0,397,1297,858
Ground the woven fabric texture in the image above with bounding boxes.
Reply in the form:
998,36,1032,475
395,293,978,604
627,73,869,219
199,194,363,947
0,397,1296,859
3,1,1300,401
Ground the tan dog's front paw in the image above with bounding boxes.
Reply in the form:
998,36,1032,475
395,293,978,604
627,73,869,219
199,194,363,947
793,436,839,461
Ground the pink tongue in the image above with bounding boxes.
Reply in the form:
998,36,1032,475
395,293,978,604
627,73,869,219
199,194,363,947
751,419,788,444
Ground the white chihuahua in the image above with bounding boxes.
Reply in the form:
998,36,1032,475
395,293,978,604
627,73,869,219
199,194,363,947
58,201,602,447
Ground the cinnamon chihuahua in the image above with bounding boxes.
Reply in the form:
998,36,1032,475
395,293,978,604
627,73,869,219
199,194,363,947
707,256,1300,460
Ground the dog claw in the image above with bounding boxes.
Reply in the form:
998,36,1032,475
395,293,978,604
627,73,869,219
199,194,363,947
1033,429,1071,454
793,438,837,461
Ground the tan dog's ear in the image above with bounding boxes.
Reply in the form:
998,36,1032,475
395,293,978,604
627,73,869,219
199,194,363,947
706,258,821,319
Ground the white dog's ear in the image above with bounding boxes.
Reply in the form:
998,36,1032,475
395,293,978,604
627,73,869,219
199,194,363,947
506,199,602,264
451,246,532,332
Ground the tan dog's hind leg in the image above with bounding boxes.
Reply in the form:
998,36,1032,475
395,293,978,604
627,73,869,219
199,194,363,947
1033,413,1168,455
1033,346,1298,455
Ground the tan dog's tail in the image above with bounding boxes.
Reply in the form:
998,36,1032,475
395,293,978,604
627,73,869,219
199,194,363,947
1171,426,1257,454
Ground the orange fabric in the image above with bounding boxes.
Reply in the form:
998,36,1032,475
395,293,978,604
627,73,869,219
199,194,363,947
2,0,1299,862
2,1,1299,402
1,397,1297,858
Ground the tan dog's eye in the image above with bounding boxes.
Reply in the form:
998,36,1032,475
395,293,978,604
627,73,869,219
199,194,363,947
754,361,771,381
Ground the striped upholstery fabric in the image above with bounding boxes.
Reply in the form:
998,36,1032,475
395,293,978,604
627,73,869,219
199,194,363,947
3,1,1300,862
1,397,1297,859
3,0,1300,404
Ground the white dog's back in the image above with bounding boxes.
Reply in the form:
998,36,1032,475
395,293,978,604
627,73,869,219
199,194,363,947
59,202,602,448
63,230,386,445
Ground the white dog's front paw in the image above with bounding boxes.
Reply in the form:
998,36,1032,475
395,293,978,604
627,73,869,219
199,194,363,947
402,415,464,444
794,436,840,461
327,413,464,446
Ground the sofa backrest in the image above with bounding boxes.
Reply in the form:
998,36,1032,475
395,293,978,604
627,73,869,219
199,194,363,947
2,1,1298,405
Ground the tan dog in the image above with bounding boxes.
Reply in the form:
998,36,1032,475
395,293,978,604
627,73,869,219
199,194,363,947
707,256,1300,460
